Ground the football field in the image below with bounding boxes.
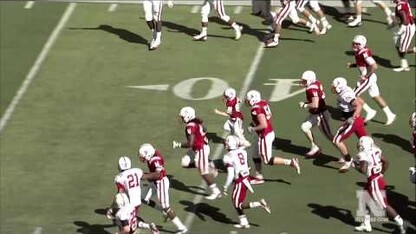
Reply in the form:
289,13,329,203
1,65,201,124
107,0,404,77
0,1,415,234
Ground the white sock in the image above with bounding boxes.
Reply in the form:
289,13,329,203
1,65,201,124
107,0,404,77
138,221,150,229
202,27,207,34
231,22,240,30
321,16,329,26
382,106,394,116
239,215,249,225
401,59,409,68
209,183,220,193
356,15,362,21
394,215,404,226
172,217,186,230
249,201,261,208
156,31,161,41
308,15,317,24
364,214,371,225
363,103,375,113
274,33,280,41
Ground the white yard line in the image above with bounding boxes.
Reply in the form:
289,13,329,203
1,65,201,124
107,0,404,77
190,5,200,14
32,227,42,234
24,1,35,9
108,3,118,11
184,43,264,231
0,3,77,135
233,6,242,15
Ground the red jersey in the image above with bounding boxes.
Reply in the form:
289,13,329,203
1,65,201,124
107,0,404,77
305,80,327,114
226,97,244,121
354,47,376,76
250,100,274,137
185,119,208,151
147,150,167,180
396,0,414,25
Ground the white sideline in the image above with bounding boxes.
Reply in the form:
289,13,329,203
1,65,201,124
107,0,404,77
0,3,77,135
184,43,264,231
24,1,35,9
108,3,118,11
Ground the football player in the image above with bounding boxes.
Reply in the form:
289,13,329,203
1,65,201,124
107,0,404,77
348,0,394,27
138,144,188,234
245,90,300,184
214,87,251,147
296,0,332,34
392,0,416,72
193,0,242,41
331,77,368,173
143,0,173,50
109,192,139,234
265,0,297,47
222,135,271,229
410,112,416,156
347,35,397,125
108,156,160,234
353,136,405,234
173,106,222,200
298,70,333,157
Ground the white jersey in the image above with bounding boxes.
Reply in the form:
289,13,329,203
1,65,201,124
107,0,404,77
357,147,383,179
115,204,138,233
114,168,144,207
336,86,356,113
223,148,250,179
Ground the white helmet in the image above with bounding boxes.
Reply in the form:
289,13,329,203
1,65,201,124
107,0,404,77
118,156,132,171
223,88,236,100
114,192,130,208
301,70,316,87
245,90,261,106
332,77,348,93
139,143,155,161
358,136,374,152
225,135,240,150
352,35,367,51
179,106,196,123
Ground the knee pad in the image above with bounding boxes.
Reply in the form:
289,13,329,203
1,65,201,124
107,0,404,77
288,9,300,24
301,121,313,133
201,2,210,22
181,155,191,167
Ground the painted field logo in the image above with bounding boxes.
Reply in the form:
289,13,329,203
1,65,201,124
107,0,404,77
355,190,388,222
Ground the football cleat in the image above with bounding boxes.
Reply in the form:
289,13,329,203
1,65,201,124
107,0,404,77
364,109,377,123
149,39,161,50
193,32,207,41
290,158,301,175
385,114,397,126
339,160,352,173
175,227,188,234
264,38,279,48
260,199,271,214
235,25,243,40
354,222,372,232
319,24,332,35
234,223,250,229
393,66,410,72
306,145,321,157
150,223,160,234
250,173,265,184
348,18,362,27
309,22,320,35
205,191,222,200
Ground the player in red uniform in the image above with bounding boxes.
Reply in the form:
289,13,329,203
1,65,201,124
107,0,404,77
347,35,397,125
392,0,416,72
138,144,188,234
298,70,333,157
245,90,300,184
173,106,222,200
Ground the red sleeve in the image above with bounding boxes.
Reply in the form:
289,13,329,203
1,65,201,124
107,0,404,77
116,183,125,192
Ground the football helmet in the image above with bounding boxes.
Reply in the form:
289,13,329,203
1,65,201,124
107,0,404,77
332,77,348,93
352,35,367,51
225,135,240,150
358,136,374,152
179,106,196,123
114,192,130,208
301,70,316,87
223,88,237,100
139,143,155,161
245,90,261,106
118,156,131,171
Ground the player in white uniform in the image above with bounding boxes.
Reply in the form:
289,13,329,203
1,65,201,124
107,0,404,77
222,135,271,229
108,192,138,234
143,0,173,50
353,136,405,234
109,156,160,234
348,0,394,27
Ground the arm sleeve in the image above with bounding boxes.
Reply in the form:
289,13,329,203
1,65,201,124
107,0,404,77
224,167,235,190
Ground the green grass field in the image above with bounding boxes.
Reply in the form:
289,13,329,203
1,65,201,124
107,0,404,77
0,1,415,234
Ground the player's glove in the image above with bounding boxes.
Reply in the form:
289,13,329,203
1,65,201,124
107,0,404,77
247,126,254,133
172,141,182,149
167,0,174,8
299,101,307,109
